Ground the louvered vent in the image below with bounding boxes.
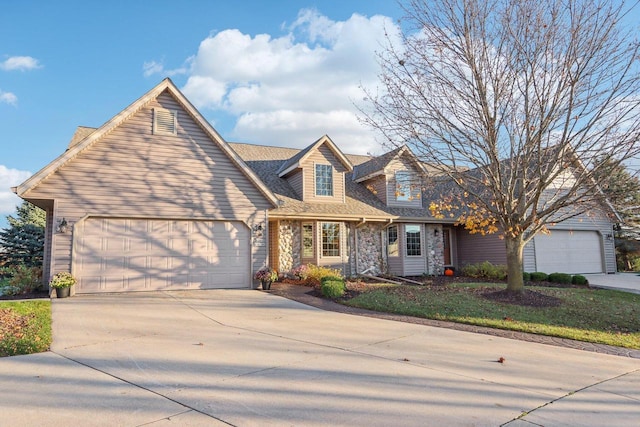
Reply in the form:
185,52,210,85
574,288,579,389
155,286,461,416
153,108,177,135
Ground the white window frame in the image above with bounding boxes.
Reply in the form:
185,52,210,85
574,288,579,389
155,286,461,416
387,225,399,257
315,164,333,197
405,224,422,257
321,222,340,257
395,171,412,201
302,222,314,259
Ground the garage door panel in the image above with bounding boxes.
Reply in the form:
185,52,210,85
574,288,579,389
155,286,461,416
534,230,603,274
75,219,250,293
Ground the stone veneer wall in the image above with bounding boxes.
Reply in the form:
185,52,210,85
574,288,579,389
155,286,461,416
425,224,445,275
277,220,300,273
356,223,384,275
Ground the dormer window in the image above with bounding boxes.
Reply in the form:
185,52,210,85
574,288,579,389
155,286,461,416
395,171,412,201
315,164,333,196
153,108,177,135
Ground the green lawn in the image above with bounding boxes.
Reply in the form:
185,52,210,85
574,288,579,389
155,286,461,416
0,300,51,357
344,283,640,349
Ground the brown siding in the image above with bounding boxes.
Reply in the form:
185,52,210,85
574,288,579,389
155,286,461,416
301,143,346,203
363,175,387,205
456,228,507,267
286,170,303,199
25,91,272,278
385,157,423,208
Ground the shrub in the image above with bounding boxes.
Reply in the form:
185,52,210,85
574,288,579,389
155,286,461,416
461,261,507,280
529,272,549,282
548,272,572,284
321,275,343,285
305,264,343,285
321,279,345,298
0,265,42,295
572,274,589,286
522,272,531,281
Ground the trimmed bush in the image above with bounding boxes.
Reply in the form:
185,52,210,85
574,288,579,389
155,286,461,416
321,275,343,285
548,272,572,284
522,272,531,281
572,274,589,286
321,279,346,298
461,261,507,280
529,272,548,282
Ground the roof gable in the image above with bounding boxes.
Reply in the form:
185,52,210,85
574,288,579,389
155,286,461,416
15,79,279,207
352,145,427,183
276,135,354,178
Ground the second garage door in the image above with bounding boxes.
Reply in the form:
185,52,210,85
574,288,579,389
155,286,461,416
73,218,250,293
533,230,603,274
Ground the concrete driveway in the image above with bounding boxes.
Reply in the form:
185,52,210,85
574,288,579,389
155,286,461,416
1,290,639,426
586,272,640,294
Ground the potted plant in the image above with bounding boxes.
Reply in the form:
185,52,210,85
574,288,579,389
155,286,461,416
254,267,278,290
49,272,76,298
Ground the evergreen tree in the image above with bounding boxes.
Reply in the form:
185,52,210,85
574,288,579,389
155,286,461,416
0,201,45,267
598,159,640,239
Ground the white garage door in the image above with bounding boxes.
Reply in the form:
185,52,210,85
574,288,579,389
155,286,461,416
73,218,250,293
534,230,603,274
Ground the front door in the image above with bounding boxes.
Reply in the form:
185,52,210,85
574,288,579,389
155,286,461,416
443,228,452,266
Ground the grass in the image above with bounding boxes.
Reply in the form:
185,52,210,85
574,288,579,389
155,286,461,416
344,283,640,349
0,300,52,357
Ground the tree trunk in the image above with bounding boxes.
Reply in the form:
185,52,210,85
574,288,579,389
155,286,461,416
505,235,525,293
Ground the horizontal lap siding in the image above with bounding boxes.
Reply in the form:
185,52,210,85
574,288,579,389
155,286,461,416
456,228,507,267
363,175,387,205
301,144,346,203
386,157,423,209
287,170,303,199
26,91,271,277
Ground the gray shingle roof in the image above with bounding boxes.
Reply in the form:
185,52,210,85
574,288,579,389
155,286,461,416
229,142,441,222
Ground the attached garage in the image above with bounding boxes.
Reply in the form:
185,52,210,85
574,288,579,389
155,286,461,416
533,230,604,274
73,218,250,293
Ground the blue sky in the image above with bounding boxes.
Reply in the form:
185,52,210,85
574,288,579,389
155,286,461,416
0,0,403,227
1,1,639,229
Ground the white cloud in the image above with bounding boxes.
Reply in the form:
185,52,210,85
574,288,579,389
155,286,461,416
176,9,399,155
142,59,187,78
0,165,31,218
0,90,17,105
0,56,41,71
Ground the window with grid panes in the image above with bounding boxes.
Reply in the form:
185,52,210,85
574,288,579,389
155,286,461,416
321,222,340,257
315,164,333,196
405,225,421,256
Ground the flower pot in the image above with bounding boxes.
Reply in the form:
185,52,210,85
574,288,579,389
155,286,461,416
261,280,272,290
55,287,70,298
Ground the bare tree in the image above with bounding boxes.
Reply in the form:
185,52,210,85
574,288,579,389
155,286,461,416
361,0,640,293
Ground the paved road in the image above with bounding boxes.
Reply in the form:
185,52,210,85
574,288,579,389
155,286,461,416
1,290,639,426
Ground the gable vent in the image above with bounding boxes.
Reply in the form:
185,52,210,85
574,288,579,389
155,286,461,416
153,108,177,135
